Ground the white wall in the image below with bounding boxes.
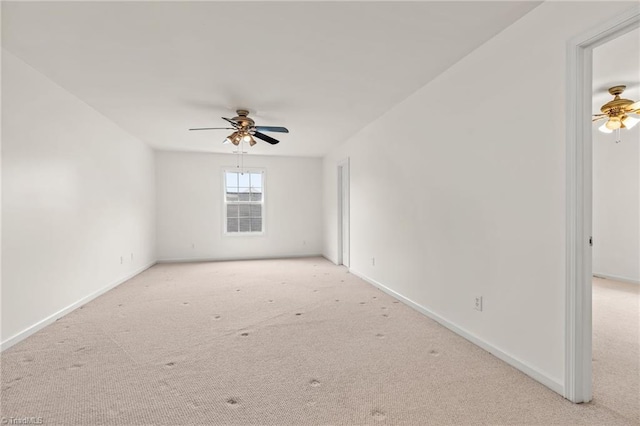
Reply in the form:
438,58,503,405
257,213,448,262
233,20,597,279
156,151,322,261
1,50,156,348
323,1,639,394
593,125,640,283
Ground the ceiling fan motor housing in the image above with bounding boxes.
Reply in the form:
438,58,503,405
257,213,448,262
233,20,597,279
601,85,634,116
232,109,255,129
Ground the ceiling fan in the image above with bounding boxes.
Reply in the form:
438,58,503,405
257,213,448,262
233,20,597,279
189,109,289,146
592,85,640,133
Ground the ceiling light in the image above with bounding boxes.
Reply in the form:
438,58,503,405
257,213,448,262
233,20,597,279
598,122,613,134
224,131,242,145
622,114,640,130
605,117,621,130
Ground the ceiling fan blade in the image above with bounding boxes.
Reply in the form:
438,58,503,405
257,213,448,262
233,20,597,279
253,131,280,145
189,127,235,131
254,126,289,133
627,101,640,111
222,117,239,127
592,116,607,122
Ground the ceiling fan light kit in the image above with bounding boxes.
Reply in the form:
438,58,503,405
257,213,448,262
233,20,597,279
621,114,640,129
224,131,242,145
593,85,640,143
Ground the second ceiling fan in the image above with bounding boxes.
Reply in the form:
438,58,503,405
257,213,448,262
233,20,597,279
189,109,289,146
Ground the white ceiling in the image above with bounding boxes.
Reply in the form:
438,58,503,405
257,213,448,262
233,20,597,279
2,1,541,157
593,27,640,113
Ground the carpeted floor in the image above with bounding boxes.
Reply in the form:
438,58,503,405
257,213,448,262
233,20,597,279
591,276,639,424
1,258,638,425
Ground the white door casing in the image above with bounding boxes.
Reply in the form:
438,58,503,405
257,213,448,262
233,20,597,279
337,158,350,267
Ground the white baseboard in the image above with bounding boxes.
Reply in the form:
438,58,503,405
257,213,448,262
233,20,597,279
349,268,565,396
593,272,639,285
0,261,156,352
322,254,339,265
156,254,323,263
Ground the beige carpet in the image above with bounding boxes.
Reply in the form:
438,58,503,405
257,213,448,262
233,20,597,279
1,258,638,425
592,276,639,424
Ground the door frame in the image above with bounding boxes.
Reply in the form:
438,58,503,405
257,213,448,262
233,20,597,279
337,158,350,267
565,8,639,403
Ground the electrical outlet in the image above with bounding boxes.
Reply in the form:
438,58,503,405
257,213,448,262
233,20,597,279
120,256,123,265
474,296,483,311
372,257,375,266
131,253,134,261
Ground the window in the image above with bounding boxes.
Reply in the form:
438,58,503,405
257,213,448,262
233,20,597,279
224,169,264,234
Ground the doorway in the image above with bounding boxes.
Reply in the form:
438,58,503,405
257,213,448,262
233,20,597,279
590,26,640,420
566,9,639,404
337,159,350,267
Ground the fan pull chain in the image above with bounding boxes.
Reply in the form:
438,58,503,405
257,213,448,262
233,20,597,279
615,128,621,144
235,141,245,174
235,141,246,174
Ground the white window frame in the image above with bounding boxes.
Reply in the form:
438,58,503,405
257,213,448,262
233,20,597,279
222,168,266,236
